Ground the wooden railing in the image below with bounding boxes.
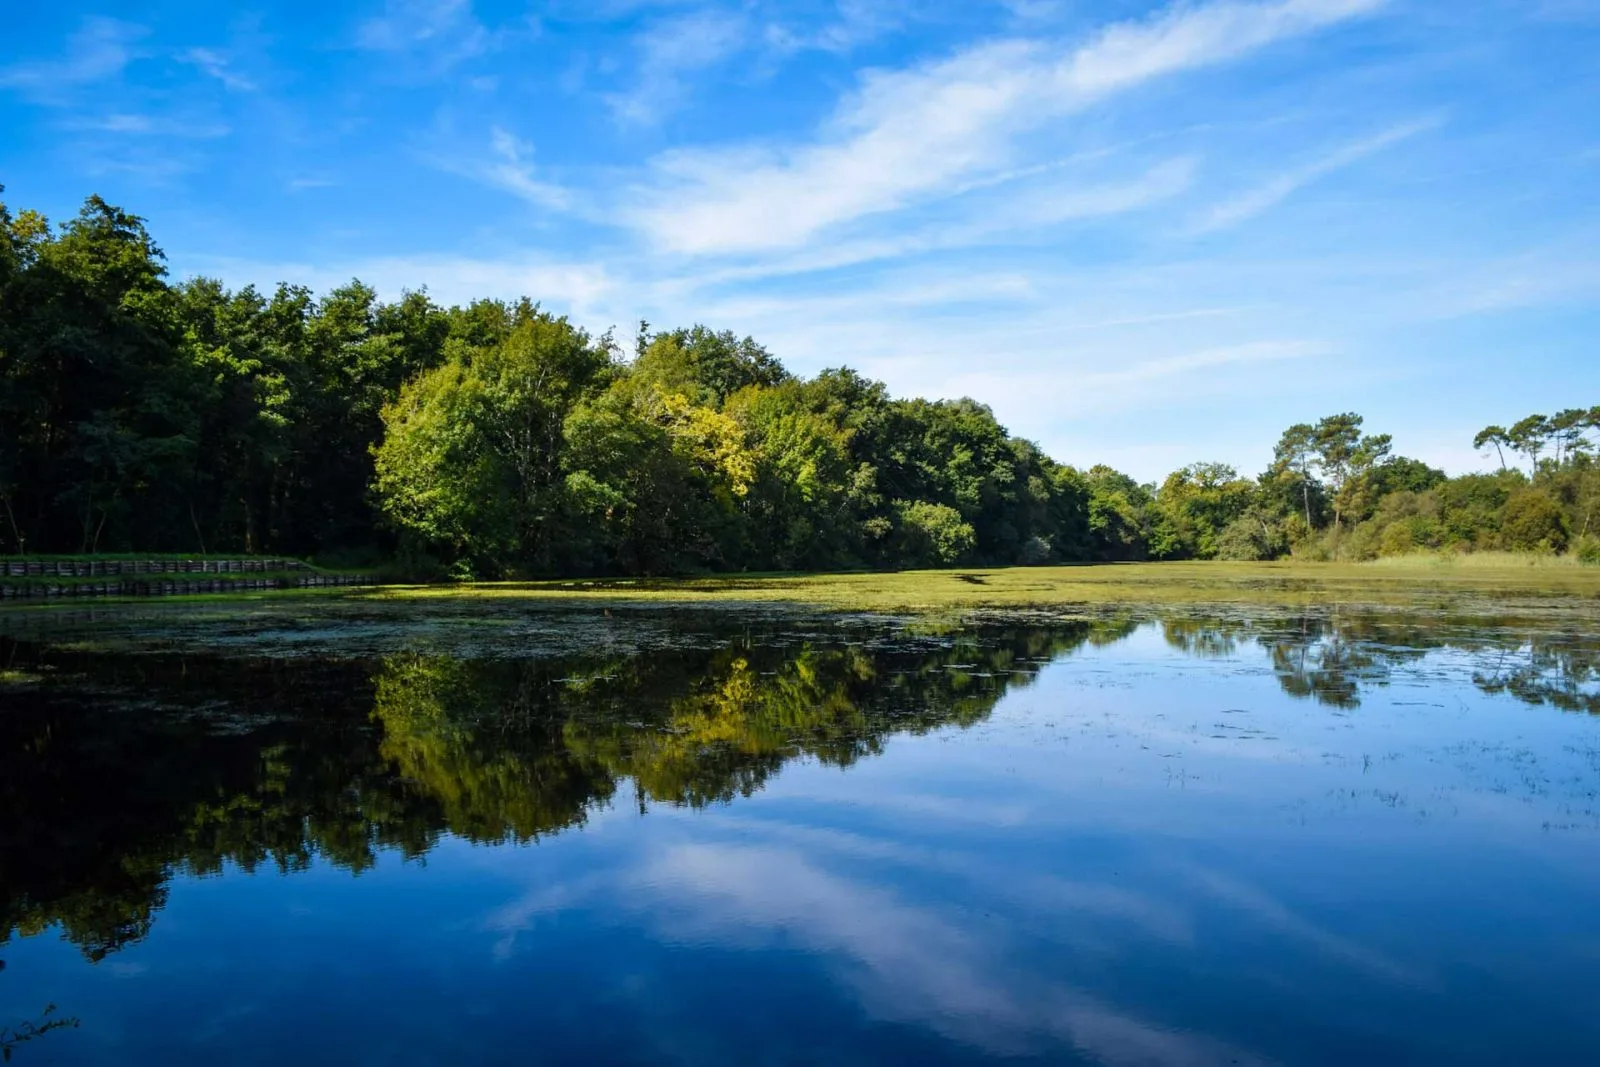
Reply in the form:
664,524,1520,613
0,559,373,599
1,558,309,577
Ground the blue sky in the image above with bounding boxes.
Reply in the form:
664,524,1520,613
3,0,1597,479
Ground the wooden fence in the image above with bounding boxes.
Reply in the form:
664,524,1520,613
1,558,310,577
0,561,371,600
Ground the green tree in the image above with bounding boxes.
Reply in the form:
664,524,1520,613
630,326,788,408
1083,465,1152,561
892,500,977,567
1508,414,1551,475
1312,413,1392,532
1473,425,1511,472
373,311,612,574
1501,488,1568,551
1150,462,1257,560
1272,422,1320,530
1549,408,1592,467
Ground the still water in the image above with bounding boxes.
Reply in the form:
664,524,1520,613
2,601,1598,1064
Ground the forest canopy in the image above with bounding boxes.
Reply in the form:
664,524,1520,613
2,190,1597,575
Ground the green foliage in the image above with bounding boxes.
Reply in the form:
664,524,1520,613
1214,509,1290,562
373,311,612,575
1501,489,1568,552
1084,466,1151,561
1149,463,1257,559
893,500,977,567
2,186,1595,573
630,325,788,408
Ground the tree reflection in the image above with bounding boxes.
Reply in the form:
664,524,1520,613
0,621,1099,961
1162,612,1600,712
1472,634,1600,716
4,610,1595,964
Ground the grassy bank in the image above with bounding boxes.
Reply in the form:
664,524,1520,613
3,558,1596,615
362,559,1600,614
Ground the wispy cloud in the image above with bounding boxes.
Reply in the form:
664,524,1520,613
510,837,1272,1064
0,17,145,104
765,0,913,54
1084,339,1331,387
476,127,573,210
998,0,1072,22
358,0,475,49
66,112,231,138
606,10,748,126
287,176,339,192
180,47,257,92
626,0,1389,255
675,157,1199,283
355,0,509,69
1407,242,1600,319
196,251,614,314
1193,118,1436,233
932,338,1336,425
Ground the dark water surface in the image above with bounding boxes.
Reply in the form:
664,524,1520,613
2,600,1599,1065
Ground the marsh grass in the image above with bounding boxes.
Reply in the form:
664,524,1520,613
359,560,1600,614
1365,551,1594,570
4,559,1598,618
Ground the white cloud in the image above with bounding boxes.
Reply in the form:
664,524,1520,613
0,17,145,104
544,838,1269,1063
180,47,257,92
765,0,913,54
355,0,507,68
606,10,749,126
668,157,1198,284
190,252,615,316
1193,118,1436,232
481,127,573,210
1083,339,1331,387
1410,250,1600,319
1187,867,1419,983
627,0,1389,255
358,0,476,48
929,340,1334,428
68,113,231,138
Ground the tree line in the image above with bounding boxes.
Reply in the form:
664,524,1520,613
2,191,1596,573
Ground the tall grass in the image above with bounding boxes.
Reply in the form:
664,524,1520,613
1363,551,1592,570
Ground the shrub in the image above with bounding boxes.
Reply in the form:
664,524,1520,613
1340,522,1382,561
893,500,976,567
1017,535,1053,565
1501,489,1568,553
1215,519,1265,561
1575,535,1600,566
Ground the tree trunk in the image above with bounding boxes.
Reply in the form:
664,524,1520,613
0,493,23,554
79,493,95,554
91,507,109,553
190,501,208,555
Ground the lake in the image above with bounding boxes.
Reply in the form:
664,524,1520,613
2,599,1598,1064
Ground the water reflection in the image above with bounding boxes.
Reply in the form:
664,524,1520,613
0,620,1110,962
1162,612,1600,712
2,605,1599,1064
